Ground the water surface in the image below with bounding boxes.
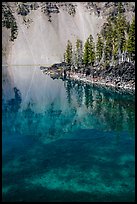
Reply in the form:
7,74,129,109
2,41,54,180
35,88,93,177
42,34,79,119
2,66,135,202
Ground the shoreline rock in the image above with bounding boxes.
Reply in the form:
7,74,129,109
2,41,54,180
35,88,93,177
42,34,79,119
68,73,135,94
67,62,135,93
40,61,135,94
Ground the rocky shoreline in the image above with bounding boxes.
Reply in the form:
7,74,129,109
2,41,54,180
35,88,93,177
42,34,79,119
70,61,135,92
40,61,135,94
68,73,135,94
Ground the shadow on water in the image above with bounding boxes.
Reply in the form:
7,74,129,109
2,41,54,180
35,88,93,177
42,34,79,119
2,72,135,202
3,183,134,202
2,129,135,201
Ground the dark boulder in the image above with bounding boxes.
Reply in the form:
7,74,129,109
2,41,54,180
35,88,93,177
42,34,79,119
51,62,67,69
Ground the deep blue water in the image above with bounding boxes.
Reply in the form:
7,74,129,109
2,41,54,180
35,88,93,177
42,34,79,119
2,67,135,202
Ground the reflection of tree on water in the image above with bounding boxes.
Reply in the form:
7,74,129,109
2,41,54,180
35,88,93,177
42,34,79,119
6,87,22,112
64,80,72,105
3,80,135,143
64,80,135,135
8,100,78,142
23,102,36,134
74,82,84,107
47,102,61,139
2,87,22,135
126,107,135,136
84,84,91,109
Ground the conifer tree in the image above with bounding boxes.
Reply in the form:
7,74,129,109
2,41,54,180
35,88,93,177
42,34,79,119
83,34,95,66
102,20,113,64
64,40,73,65
111,22,119,62
72,48,77,71
88,34,95,65
118,2,124,14
102,3,127,64
75,39,83,68
115,2,127,55
83,40,89,66
127,17,135,61
96,34,103,63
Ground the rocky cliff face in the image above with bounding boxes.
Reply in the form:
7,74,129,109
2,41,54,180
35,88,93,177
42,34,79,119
2,2,135,66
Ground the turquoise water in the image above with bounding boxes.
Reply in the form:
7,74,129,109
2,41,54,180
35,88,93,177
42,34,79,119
2,67,135,202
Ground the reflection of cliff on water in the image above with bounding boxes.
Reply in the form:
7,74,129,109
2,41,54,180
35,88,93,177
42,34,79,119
2,66,15,101
3,75,135,143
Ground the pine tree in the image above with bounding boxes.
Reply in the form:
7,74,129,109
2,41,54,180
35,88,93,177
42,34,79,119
83,40,89,66
100,2,134,66
103,3,127,64
103,20,113,64
75,39,83,68
83,34,95,66
111,22,119,62
88,34,95,65
117,16,126,53
96,34,103,63
115,3,127,57
64,40,73,65
105,38,113,65
72,48,77,71
127,17,135,61
118,2,124,14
